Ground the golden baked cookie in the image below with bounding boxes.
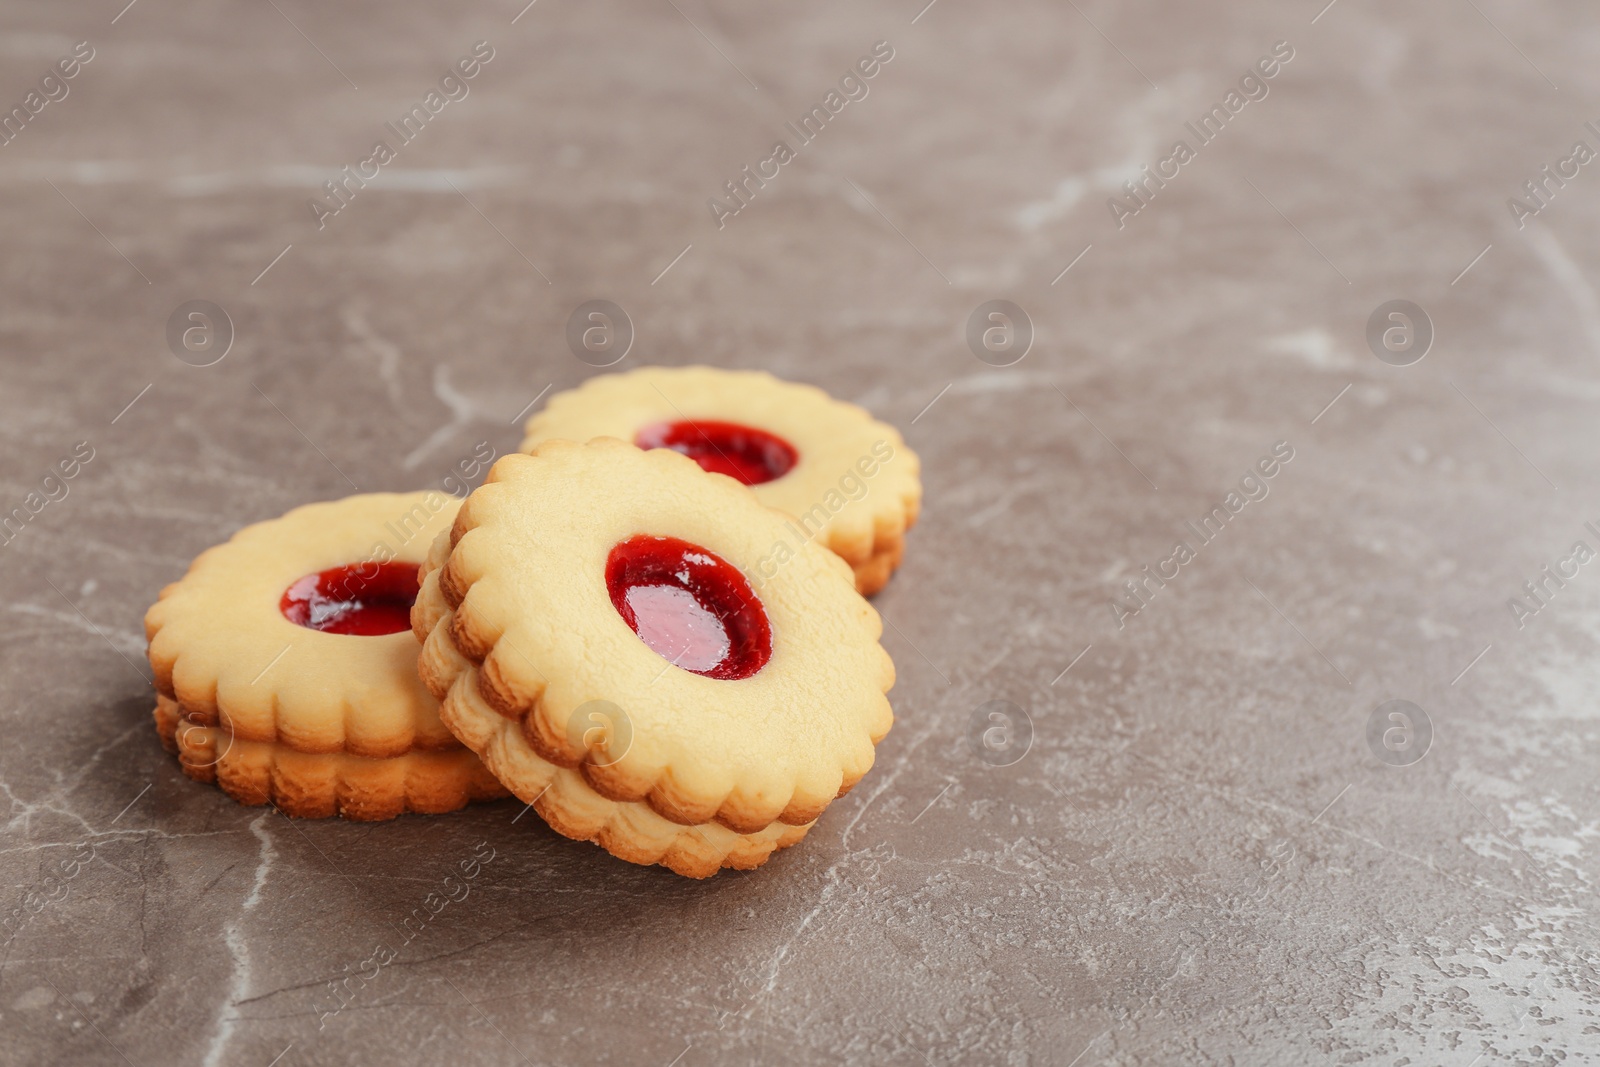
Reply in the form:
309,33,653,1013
414,438,896,876
520,366,921,595
153,695,505,820
145,491,506,819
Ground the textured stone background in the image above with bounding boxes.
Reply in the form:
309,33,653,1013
3,1,1599,1064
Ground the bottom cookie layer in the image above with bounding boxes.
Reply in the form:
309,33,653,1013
849,533,906,597
430,656,813,877
154,696,508,821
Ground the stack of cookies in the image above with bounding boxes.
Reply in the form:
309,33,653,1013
146,367,922,877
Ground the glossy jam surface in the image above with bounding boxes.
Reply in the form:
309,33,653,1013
280,562,420,636
635,420,797,486
605,535,771,679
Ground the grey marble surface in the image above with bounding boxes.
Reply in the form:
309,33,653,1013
3,0,1600,1063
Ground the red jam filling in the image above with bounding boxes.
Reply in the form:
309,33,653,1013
605,535,771,679
635,420,797,486
280,562,420,636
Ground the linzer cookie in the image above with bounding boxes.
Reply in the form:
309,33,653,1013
413,438,896,876
520,366,921,595
145,492,507,820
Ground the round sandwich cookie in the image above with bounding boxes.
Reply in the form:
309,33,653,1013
145,491,507,820
414,438,896,877
520,366,922,595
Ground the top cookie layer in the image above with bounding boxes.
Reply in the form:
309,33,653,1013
520,366,921,592
145,492,462,758
431,438,896,832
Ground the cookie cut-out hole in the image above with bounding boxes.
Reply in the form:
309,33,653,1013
281,562,420,636
606,535,772,679
635,420,797,486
